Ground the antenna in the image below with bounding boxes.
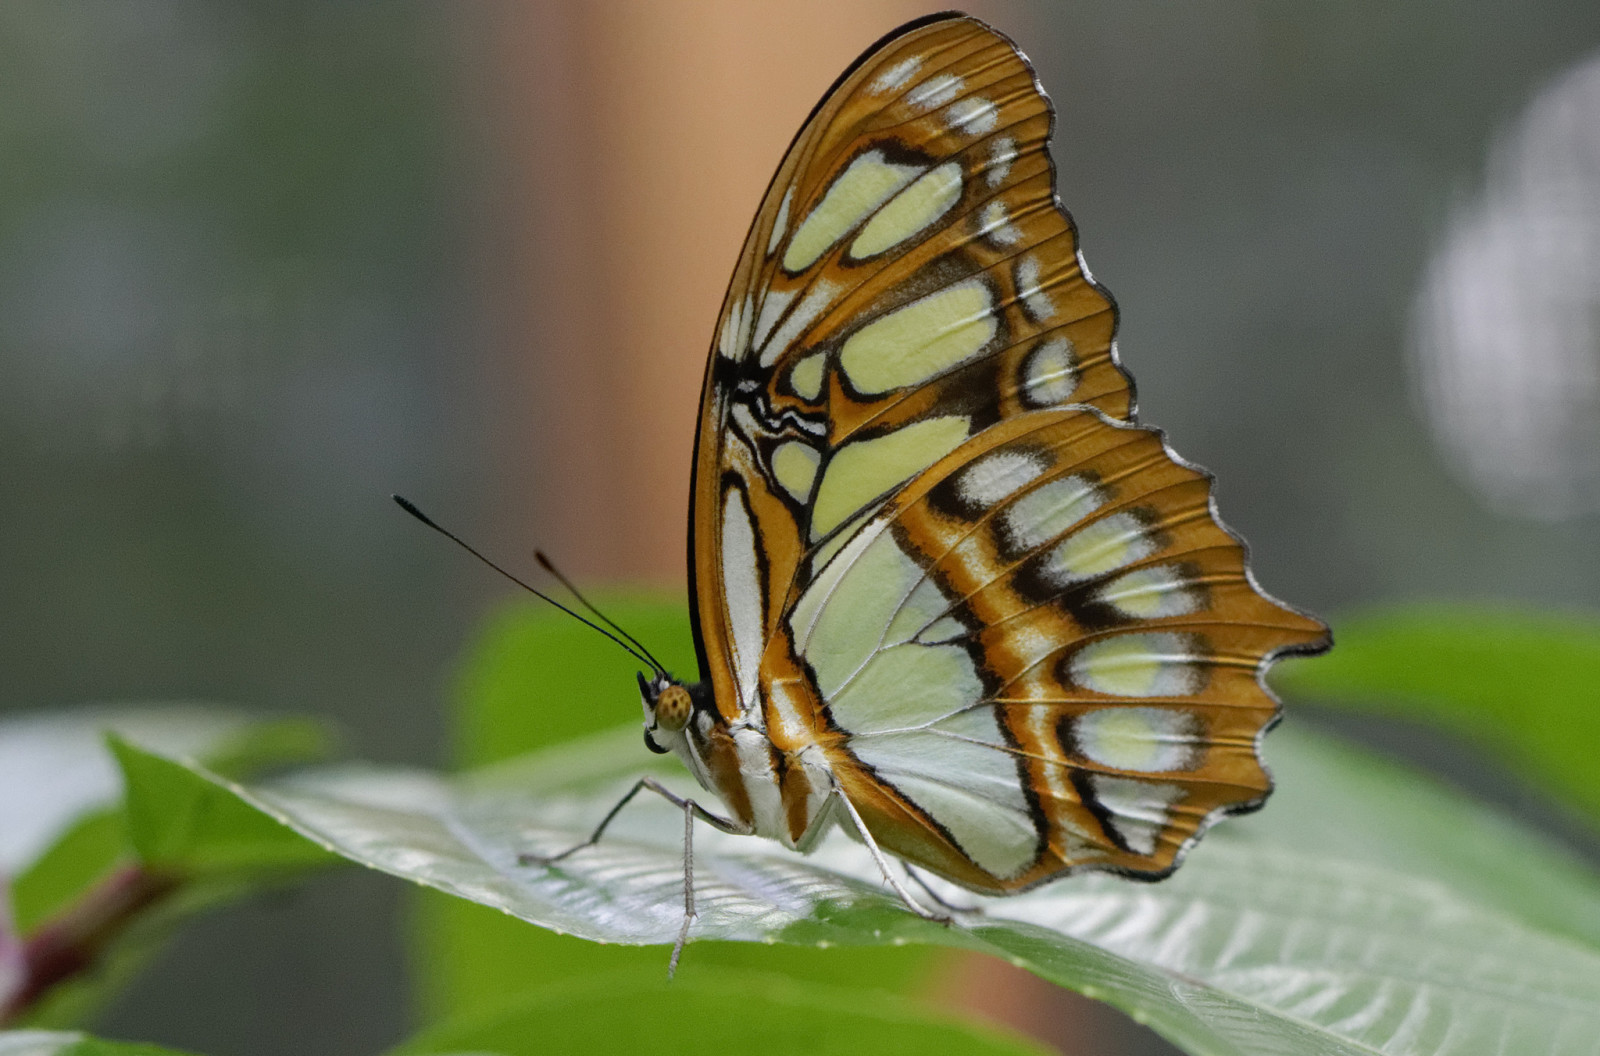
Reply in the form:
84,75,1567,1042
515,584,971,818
393,495,665,677
535,550,669,676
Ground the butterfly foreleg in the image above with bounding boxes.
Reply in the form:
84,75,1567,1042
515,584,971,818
518,776,746,866
831,785,953,926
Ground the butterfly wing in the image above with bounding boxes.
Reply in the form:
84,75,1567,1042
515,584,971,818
690,14,1128,721
689,13,1328,891
786,408,1327,891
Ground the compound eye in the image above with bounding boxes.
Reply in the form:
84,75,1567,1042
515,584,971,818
655,685,693,732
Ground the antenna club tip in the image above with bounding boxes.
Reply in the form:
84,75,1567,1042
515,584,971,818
393,494,435,528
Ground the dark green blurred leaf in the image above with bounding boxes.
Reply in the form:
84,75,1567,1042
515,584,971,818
387,969,1049,1056
172,719,1600,1056
414,599,936,1023
0,1031,200,1056
1279,604,1600,822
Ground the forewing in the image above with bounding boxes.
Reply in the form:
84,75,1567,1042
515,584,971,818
691,14,1126,720
784,408,1329,891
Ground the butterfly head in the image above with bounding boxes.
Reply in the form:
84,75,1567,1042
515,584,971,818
637,672,694,755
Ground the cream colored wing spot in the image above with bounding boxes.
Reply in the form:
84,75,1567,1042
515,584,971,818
811,415,971,539
1070,632,1205,698
759,279,841,367
721,488,766,705
783,151,923,272
771,441,821,503
851,726,1039,879
788,352,827,400
1019,337,1078,406
906,72,964,109
977,199,1022,247
767,186,794,258
1089,775,1185,855
1096,564,1203,619
850,161,963,259
872,55,922,94
830,642,982,733
1042,511,1157,585
718,292,753,361
999,474,1106,553
956,449,1049,508
791,523,919,696
986,136,1017,187
1074,706,1201,773
838,279,996,394
945,96,998,135
883,574,952,645
1015,255,1056,323
752,288,797,353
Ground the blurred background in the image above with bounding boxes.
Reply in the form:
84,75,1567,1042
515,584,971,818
3,1,1599,1053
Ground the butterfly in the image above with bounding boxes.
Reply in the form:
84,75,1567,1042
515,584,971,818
524,11,1329,970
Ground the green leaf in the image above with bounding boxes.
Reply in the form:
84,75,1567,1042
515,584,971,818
167,720,1600,1056
3,707,332,920
0,1031,200,1056
413,600,935,1023
109,738,335,874
1278,604,1600,822
0,707,332,1029
388,969,1049,1056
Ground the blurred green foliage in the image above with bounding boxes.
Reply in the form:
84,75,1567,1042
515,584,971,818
1281,604,1600,824
388,969,1049,1056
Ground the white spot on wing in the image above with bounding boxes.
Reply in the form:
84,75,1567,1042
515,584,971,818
1016,255,1056,322
1042,511,1157,584
752,288,797,353
1097,565,1202,619
978,199,1022,247
907,73,964,109
721,488,766,706
872,55,922,94
1020,337,1078,406
760,279,841,367
945,97,998,135
718,293,752,361
1071,632,1204,698
1075,707,1201,772
1089,775,1185,855
957,450,1048,508
1000,474,1105,552
986,136,1017,187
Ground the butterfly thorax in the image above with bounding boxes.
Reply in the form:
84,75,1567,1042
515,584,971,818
637,670,841,851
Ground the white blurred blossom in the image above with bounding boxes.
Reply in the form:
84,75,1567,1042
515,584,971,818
1411,51,1600,520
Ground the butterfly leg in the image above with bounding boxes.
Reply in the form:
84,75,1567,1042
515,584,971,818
832,786,953,926
518,777,750,979
518,776,746,866
903,863,984,916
